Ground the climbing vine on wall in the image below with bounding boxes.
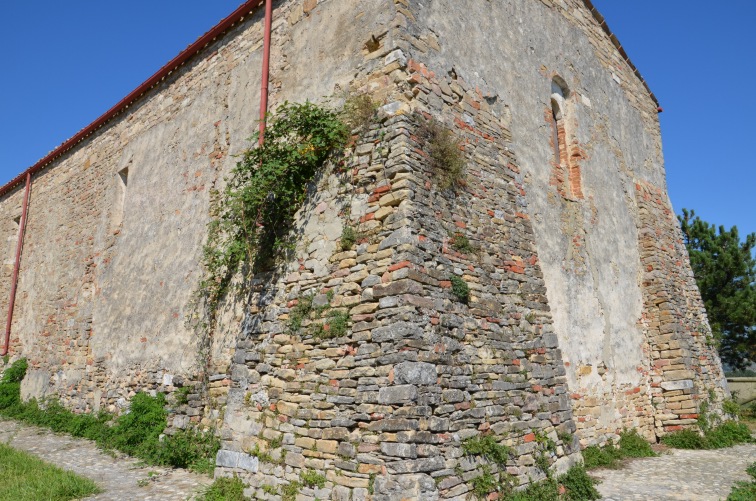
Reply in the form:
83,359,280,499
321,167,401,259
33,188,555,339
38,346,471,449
199,101,349,313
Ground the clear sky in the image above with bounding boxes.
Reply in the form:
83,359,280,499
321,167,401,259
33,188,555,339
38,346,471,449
1,1,754,238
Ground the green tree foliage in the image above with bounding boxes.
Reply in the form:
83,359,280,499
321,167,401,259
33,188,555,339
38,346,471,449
678,209,756,368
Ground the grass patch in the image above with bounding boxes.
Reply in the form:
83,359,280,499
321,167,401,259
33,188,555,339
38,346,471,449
341,92,379,132
417,115,466,190
558,465,602,500
462,435,511,465
661,420,752,449
583,429,656,470
450,232,476,254
468,465,600,500
0,442,101,501
450,275,470,304
727,462,756,501
0,359,219,474
199,476,248,501
340,225,359,251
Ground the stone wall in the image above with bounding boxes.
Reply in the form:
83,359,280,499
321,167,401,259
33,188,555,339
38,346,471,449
0,0,399,428
0,0,730,498
634,181,728,435
393,0,728,446
215,71,581,500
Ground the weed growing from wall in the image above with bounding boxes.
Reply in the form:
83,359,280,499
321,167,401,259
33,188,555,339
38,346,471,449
199,475,247,501
339,225,359,251
416,115,466,190
450,231,476,254
340,93,379,132
462,435,511,465
300,469,326,488
450,275,470,304
288,292,350,340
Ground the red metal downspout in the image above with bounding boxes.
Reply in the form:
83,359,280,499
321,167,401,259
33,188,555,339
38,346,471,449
2,173,31,356
259,0,273,146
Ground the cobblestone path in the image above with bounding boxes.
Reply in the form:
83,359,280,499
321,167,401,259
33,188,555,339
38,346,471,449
0,418,212,500
1,417,754,500
595,443,756,501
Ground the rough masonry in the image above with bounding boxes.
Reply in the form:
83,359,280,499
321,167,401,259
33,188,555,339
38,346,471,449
0,0,729,499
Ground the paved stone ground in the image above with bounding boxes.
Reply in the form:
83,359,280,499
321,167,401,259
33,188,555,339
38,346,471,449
1,417,754,500
0,418,212,500
595,443,756,501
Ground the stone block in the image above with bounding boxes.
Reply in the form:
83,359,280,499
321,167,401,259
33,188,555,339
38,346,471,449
215,449,259,472
387,456,444,473
380,442,417,458
378,227,416,250
372,279,423,298
378,384,417,404
372,321,424,342
394,361,437,385
661,379,694,391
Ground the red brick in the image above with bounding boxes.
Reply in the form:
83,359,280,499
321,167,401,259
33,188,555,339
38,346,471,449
388,260,412,272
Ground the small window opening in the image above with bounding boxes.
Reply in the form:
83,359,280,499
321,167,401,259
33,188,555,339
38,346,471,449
549,77,582,199
5,216,21,266
118,167,129,187
364,34,381,53
112,167,129,230
551,98,563,165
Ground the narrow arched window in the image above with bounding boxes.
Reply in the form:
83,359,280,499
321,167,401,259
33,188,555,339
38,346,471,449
550,78,583,199
551,97,566,167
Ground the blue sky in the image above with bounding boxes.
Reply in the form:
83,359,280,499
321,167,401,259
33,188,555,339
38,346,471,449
593,0,756,239
1,1,754,238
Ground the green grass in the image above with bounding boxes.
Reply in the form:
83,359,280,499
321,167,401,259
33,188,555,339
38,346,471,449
468,465,600,500
727,462,756,501
583,429,656,470
463,435,511,465
199,476,248,501
661,420,752,450
0,442,101,501
0,359,219,474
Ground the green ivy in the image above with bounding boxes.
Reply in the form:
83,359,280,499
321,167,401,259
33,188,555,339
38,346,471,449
201,101,349,313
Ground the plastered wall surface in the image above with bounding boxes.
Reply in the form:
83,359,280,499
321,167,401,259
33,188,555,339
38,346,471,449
404,0,727,442
0,0,396,417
